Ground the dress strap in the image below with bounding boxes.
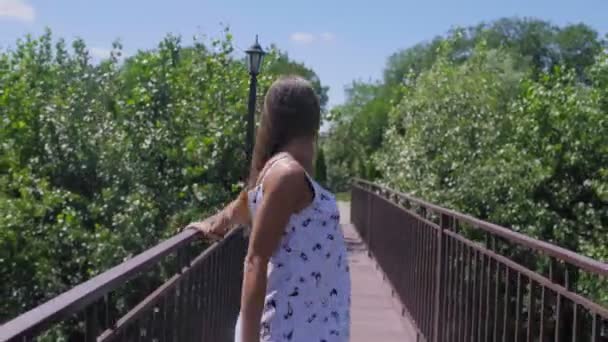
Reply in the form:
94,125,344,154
255,153,291,188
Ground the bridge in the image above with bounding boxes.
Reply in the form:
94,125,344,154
1,179,607,341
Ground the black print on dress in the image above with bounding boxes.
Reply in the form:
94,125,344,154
312,243,322,251
261,322,270,338
331,311,340,323
311,272,321,286
304,300,313,308
337,255,342,267
266,299,276,310
283,244,292,253
302,218,312,227
330,214,339,220
325,252,331,259
330,330,340,336
283,329,293,340
322,221,327,227
288,287,299,297
307,313,317,323
299,276,306,283
330,288,338,297
327,234,334,241
321,339,327,342
300,252,308,262
284,302,293,320
345,265,350,273
320,193,330,201
277,262,284,268
323,316,329,323
291,226,296,232
321,297,328,308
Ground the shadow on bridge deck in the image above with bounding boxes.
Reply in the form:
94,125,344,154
338,202,419,342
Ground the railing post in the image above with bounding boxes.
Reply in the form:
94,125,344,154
366,187,373,255
433,214,448,342
85,303,99,342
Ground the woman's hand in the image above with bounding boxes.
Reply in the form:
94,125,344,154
187,191,250,241
187,213,230,241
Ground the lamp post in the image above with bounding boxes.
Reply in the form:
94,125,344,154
245,35,266,164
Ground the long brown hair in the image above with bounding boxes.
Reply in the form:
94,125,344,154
248,76,320,188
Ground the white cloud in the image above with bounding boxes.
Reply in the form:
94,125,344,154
320,32,335,42
0,0,35,22
290,32,316,44
89,47,112,60
289,32,336,45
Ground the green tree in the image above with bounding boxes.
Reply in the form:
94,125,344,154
315,146,327,186
0,28,321,325
264,46,329,112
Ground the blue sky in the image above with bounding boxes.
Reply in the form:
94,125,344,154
1,0,607,108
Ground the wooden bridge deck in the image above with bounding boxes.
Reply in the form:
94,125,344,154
338,202,418,342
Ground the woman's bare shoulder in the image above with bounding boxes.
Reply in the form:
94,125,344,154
262,159,308,195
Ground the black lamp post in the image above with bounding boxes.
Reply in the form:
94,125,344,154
245,35,266,164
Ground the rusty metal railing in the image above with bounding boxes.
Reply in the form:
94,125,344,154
0,227,247,342
351,179,608,342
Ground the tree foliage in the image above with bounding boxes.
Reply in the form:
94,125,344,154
0,28,327,321
325,18,606,192
325,18,607,300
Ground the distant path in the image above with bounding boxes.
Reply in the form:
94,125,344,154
338,201,418,342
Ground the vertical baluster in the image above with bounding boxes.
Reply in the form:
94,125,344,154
405,211,415,313
591,314,600,342
458,239,465,342
502,267,510,342
477,252,486,342
161,294,168,342
138,315,147,342
418,218,426,334
554,293,561,342
433,214,448,342
450,222,459,341
484,234,492,341
539,285,546,341
471,250,480,342
425,221,433,336
151,301,161,342
571,304,577,342
85,302,99,342
493,262,501,342
514,272,522,342
199,259,209,340
413,211,421,325
170,285,178,342
445,233,454,340
103,293,111,333
181,269,191,342
425,218,433,335
527,280,536,342
464,245,472,342
212,253,220,342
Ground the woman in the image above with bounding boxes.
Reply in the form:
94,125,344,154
188,76,351,342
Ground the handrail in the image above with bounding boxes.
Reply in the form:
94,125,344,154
0,228,205,341
353,178,608,276
350,179,607,341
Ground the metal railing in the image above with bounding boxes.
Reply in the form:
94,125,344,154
352,179,608,342
1,227,247,342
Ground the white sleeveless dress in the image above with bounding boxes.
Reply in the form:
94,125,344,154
234,157,351,342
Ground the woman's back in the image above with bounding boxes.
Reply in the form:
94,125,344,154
239,154,351,342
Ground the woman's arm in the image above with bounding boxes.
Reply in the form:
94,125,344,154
188,190,250,240
239,164,308,342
